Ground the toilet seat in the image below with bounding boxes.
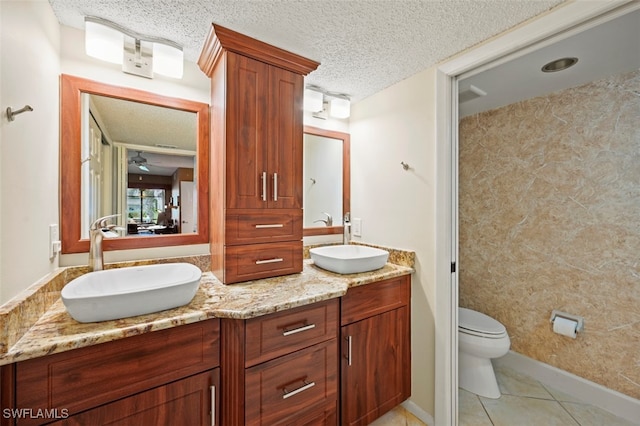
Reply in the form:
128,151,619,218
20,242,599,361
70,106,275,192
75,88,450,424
459,307,507,339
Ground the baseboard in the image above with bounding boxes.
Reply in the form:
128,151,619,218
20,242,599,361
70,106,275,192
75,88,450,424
494,350,640,423
402,399,435,426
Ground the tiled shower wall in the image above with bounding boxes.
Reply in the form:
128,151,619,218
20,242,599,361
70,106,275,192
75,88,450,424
459,69,640,399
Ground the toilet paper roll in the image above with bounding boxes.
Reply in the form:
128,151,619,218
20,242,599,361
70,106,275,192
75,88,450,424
553,316,578,338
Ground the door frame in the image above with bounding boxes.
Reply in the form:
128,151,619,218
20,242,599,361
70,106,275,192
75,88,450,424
433,1,639,424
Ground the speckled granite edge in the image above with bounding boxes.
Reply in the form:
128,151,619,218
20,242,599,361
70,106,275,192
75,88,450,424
0,254,210,355
0,249,412,366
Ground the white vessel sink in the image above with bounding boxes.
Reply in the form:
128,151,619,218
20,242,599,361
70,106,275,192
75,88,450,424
309,245,389,274
61,263,202,323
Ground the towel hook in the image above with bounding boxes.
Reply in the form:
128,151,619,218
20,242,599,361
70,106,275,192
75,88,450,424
400,161,410,170
6,105,33,122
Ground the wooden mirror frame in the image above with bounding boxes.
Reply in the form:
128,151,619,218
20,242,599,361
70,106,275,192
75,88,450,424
60,74,210,254
302,126,350,237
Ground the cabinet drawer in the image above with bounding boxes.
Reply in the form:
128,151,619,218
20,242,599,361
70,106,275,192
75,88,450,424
245,299,338,367
15,320,220,424
245,339,338,426
224,241,302,284
341,276,410,325
226,209,302,245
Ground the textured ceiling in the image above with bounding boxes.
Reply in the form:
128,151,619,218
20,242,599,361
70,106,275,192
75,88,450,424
48,0,565,102
459,8,640,117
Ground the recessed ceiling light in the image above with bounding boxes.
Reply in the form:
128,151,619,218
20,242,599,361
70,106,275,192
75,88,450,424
541,57,578,73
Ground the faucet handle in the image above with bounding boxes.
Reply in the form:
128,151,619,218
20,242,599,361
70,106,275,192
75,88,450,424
321,212,333,226
91,214,120,230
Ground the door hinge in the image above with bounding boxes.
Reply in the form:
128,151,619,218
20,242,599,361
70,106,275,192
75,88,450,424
451,262,456,273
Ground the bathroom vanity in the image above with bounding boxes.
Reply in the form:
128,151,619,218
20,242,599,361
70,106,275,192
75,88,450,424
0,259,412,426
10,320,220,426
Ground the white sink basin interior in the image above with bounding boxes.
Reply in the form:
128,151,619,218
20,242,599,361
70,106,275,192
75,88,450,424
61,263,202,323
309,245,389,274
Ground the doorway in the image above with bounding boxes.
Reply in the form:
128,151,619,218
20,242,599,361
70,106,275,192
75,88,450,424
435,2,640,424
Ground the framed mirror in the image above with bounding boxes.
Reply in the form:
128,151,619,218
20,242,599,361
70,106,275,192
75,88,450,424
60,74,209,254
303,126,350,237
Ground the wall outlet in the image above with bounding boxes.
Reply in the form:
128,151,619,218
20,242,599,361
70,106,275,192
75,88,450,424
352,218,362,237
49,224,61,259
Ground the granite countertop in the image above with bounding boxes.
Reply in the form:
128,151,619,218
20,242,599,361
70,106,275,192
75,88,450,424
0,259,413,366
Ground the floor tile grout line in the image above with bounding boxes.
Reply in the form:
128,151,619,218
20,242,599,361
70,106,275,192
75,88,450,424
536,380,583,426
476,392,497,426
556,400,584,426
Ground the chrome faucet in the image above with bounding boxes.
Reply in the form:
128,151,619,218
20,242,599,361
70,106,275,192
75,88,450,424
89,214,120,272
343,212,351,245
313,212,333,227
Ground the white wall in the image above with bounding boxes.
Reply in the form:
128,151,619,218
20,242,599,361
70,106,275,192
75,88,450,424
0,5,211,303
58,25,211,267
350,66,438,417
0,0,61,304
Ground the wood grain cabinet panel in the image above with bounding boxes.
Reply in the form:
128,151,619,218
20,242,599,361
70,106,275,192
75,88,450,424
199,25,319,284
221,299,339,425
340,276,411,426
225,52,302,211
51,370,219,426
245,299,338,367
245,340,338,426
341,276,410,325
225,52,269,210
225,209,302,245
14,320,220,425
224,241,302,284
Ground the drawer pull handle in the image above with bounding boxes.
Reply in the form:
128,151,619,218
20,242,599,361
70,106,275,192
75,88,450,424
346,335,352,366
255,224,284,229
282,381,315,399
282,323,316,336
261,172,267,202
255,258,284,265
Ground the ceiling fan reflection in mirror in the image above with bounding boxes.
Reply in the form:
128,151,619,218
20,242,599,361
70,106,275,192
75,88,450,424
129,151,150,172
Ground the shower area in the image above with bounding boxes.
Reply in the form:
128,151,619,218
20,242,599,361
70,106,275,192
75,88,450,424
456,7,640,409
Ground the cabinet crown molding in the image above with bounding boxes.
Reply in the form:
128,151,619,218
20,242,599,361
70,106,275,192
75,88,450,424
198,24,320,76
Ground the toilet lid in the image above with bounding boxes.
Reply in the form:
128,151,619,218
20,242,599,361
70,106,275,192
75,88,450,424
459,307,506,336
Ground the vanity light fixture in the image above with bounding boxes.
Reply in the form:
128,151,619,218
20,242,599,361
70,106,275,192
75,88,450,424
304,85,351,119
85,16,184,79
304,88,324,112
329,96,350,119
541,57,578,73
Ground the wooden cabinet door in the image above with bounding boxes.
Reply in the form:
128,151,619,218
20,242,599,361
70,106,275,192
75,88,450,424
341,307,411,426
267,66,303,209
226,52,269,209
226,52,303,210
52,369,220,426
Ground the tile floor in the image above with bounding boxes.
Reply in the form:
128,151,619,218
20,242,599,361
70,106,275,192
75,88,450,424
370,364,638,426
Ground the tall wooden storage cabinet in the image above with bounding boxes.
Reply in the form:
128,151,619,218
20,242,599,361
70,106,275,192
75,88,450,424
198,25,319,284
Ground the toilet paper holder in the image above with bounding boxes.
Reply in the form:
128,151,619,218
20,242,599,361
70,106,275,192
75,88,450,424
550,310,584,334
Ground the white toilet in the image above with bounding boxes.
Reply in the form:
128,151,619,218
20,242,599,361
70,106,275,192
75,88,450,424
458,307,510,399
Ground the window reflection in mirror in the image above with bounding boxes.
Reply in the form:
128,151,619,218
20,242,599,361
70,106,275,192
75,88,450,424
81,94,198,239
302,126,350,237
